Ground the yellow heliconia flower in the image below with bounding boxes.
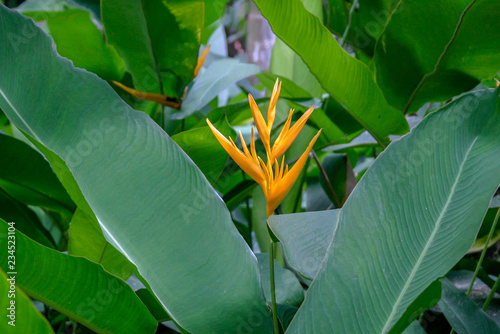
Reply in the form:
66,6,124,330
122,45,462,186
207,79,322,217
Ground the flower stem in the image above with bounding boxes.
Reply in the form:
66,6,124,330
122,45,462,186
483,268,500,311
466,207,500,296
269,236,279,333
340,0,359,47
481,207,500,311
450,207,500,334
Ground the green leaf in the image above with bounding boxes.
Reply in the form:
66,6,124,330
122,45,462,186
223,180,257,211
102,0,203,96
68,208,134,280
388,280,442,334
439,278,500,334
470,203,500,252
135,288,171,322
322,95,364,135
202,0,229,43
257,73,312,99
287,88,500,333
178,58,260,119
402,321,427,334
0,188,55,249
16,0,78,13
0,268,54,334
253,0,409,147
371,0,500,112
0,219,157,334
256,253,304,307
44,9,125,81
326,0,395,57
268,210,340,280
452,258,496,289
72,0,100,18
276,304,298,331
270,0,323,98
172,117,234,184
0,7,271,333
0,133,75,217
318,153,352,206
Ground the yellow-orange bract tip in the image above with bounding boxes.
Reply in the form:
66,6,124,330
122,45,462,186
265,129,322,217
271,105,316,161
194,45,211,78
206,119,265,186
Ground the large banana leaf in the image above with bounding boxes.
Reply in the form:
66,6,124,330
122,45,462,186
0,6,271,333
253,0,409,147
270,0,323,99
371,0,500,112
0,219,157,333
68,208,135,280
101,0,203,96
288,88,500,333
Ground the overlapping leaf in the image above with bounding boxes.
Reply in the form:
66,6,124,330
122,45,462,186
0,219,157,334
371,0,500,112
288,88,500,333
253,0,409,147
102,0,203,96
0,6,271,333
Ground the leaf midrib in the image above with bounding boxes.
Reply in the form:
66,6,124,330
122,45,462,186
0,87,41,143
403,0,478,113
381,136,478,333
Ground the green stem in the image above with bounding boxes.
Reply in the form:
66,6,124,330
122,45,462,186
340,0,359,47
466,207,500,296
311,150,342,208
481,208,500,311
269,236,279,333
71,319,78,334
483,269,500,311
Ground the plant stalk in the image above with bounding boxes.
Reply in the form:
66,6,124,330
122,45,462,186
481,207,500,311
466,207,500,296
450,207,500,334
340,0,359,47
269,235,279,333
311,150,342,208
483,268,500,311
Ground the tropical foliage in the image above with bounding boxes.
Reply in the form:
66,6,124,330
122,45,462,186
0,0,499,333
